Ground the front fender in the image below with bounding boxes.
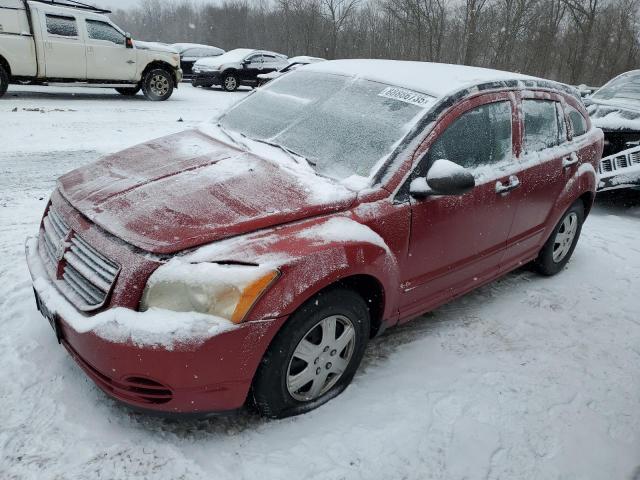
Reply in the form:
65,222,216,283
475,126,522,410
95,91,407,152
181,215,401,324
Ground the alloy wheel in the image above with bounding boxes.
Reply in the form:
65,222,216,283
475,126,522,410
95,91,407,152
224,76,237,91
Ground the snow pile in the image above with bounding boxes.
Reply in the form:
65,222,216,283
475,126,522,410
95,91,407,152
297,217,391,254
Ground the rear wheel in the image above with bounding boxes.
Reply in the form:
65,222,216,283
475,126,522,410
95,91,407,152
115,86,140,96
534,200,585,276
222,72,239,92
141,68,174,101
0,64,9,98
252,288,370,418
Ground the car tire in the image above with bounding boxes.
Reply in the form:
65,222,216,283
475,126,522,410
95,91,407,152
534,200,585,276
141,68,174,101
252,288,370,418
0,64,9,98
221,72,239,92
115,86,141,96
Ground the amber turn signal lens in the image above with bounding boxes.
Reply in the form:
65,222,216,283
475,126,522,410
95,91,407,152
231,270,280,323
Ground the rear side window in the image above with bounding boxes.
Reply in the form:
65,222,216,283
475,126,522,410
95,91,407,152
567,105,588,137
46,15,78,37
523,100,561,153
427,101,513,169
86,20,124,45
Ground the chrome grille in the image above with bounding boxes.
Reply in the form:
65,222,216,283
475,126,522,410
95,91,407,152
41,206,119,310
631,151,640,164
599,145,640,176
42,207,70,265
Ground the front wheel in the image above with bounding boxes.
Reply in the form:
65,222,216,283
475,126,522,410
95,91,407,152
252,288,370,418
115,86,140,96
0,64,9,98
221,72,239,92
141,68,174,101
534,200,585,276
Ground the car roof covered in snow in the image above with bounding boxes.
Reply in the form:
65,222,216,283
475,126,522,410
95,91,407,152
304,59,570,99
171,43,224,53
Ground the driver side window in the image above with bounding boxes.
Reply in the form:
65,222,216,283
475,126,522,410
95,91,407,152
427,101,513,170
246,55,263,64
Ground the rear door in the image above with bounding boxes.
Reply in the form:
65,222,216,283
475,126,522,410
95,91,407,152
399,93,520,319
262,54,286,74
501,93,573,268
40,12,86,79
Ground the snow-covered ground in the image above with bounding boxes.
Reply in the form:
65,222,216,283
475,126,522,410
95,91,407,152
1,85,639,480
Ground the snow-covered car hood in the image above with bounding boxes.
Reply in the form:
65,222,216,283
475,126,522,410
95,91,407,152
588,100,640,132
257,71,283,80
134,40,179,54
56,129,355,254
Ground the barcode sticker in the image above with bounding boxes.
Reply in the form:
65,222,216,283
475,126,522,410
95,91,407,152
378,87,432,107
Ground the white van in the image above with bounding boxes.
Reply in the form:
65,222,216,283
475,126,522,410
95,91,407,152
0,0,182,100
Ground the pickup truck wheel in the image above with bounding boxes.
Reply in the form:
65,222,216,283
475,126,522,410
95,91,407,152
222,73,239,92
115,86,141,96
142,68,174,101
0,64,9,98
252,288,370,418
534,200,585,276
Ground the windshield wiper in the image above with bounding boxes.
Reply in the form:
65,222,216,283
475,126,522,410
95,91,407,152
216,122,248,150
249,138,316,167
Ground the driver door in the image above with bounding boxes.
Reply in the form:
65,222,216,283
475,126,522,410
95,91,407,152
84,18,136,81
399,93,521,320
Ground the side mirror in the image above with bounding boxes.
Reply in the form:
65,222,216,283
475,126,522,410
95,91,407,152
242,59,251,67
410,159,475,197
125,33,133,49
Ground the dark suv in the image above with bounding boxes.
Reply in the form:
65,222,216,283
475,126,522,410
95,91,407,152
191,48,288,91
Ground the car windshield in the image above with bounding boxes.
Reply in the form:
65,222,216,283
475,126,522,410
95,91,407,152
217,71,434,180
592,73,640,106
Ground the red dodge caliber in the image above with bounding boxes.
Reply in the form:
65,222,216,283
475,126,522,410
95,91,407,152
26,60,603,418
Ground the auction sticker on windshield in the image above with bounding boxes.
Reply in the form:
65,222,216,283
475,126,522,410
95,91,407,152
378,87,432,107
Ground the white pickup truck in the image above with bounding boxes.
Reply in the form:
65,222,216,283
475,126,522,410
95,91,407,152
0,0,182,100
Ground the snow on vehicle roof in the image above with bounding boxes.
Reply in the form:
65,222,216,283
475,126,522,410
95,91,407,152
304,59,539,98
196,48,286,67
171,43,224,53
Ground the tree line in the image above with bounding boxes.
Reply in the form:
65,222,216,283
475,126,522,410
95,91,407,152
111,0,640,86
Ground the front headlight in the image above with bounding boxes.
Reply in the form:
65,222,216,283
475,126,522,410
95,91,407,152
140,261,279,324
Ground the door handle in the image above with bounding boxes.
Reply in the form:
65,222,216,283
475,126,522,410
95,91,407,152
126,60,136,64
495,175,521,194
87,46,93,53
562,153,579,168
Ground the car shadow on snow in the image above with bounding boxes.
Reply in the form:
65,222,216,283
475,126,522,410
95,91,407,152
4,89,159,102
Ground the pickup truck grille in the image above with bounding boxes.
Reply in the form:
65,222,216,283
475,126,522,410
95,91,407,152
42,206,119,311
598,145,640,175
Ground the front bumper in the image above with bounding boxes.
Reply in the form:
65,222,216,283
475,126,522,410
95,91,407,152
191,71,221,86
25,236,286,415
597,145,640,192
